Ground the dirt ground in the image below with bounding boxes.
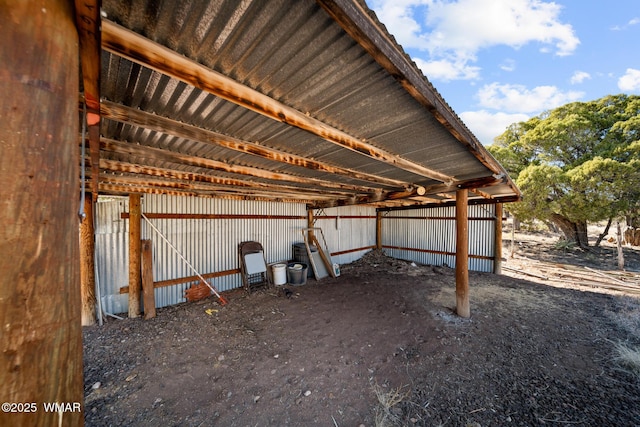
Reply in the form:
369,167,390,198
83,230,640,426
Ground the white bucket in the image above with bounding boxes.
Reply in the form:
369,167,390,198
272,264,287,285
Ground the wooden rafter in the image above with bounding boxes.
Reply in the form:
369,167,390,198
101,19,455,184
98,183,319,204
99,138,381,194
100,100,411,190
97,173,346,201
97,159,356,197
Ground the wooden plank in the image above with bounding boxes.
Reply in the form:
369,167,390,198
98,173,344,200
100,100,410,189
494,203,503,274
311,251,330,279
98,159,352,196
128,194,142,318
311,234,336,278
79,192,97,326
376,211,383,250
310,174,511,208
101,19,454,184
455,189,470,318
100,138,375,193
0,2,83,425
141,240,156,320
121,213,307,220
119,268,241,293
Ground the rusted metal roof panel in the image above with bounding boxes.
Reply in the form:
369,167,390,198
89,0,520,208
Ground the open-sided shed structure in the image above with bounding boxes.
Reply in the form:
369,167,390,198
1,0,519,425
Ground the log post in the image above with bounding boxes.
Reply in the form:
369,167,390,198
141,240,156,319
0,2,83,426
129,194,142,318
455,189,470,318
376,211,383,250
80,193,97,326
493,203,503,274
307,207,315,242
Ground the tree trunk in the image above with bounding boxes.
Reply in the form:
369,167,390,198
550,214,589,248
627,214,639,229
595,218,613,247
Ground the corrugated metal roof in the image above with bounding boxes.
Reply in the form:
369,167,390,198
79,0,521,208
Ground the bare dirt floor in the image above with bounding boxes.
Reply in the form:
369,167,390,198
83,230,640,426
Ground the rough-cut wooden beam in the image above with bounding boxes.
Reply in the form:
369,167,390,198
100,138,378,193
128,194,142,318
100,100,410,190
494,203,503,274
101,19,454,184
75,0,101,195
141,240,156,320
98,173,341,201
377,194,520,212
97,158,356,197
309,174,507,208
455,189,470,318
99,183,318,204
316,0,515,185
376,211,383,250
1,2,83,425
79,193,97,326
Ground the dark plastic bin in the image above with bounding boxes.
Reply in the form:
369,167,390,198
287,262,308,285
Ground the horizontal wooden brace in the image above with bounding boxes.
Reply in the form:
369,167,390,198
381,245,494,261
119,268,240,293
121,213,306,220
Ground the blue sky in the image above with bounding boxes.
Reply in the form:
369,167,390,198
366,0,640,145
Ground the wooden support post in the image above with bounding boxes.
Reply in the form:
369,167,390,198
307,208,315,242
0,2,83,425
455,189,470,318
494,203,503,274
376,211,383,250
129,194,142,318
80,193,97,326
141,240,156,319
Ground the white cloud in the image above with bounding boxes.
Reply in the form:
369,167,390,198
500,59,516,72
476,83,584,113
369,0,579,80
570,71,591,85
413,57,480,81
618,68,640,92
460,110,530,145
611,17,640,31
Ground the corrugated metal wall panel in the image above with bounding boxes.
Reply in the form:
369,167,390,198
95,195,323,313
381,204,496,273
95,197,130,315
313,206,377,265
94,195,497,316
139,195,309,308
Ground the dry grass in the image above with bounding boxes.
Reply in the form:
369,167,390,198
614,342,640,379
609,296,640,379
372,383,410,427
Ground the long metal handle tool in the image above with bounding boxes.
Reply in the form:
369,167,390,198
141,213,228,305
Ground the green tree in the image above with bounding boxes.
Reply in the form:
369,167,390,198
489,94,640,248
